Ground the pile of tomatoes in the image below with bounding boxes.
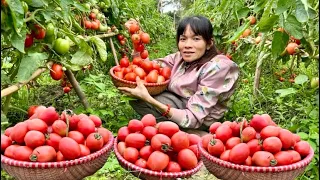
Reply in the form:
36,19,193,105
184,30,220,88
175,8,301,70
1,105,111,162
116,114,201,172
201,114,312,167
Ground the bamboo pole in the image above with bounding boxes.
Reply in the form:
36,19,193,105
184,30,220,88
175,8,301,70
109,37,119,66
1,61,53,98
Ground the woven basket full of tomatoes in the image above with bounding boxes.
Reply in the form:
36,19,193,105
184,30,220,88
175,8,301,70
114,114,203,180
1,106,114,180
198,114,314,180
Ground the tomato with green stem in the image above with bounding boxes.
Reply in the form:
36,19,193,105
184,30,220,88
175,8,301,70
53,38,70,54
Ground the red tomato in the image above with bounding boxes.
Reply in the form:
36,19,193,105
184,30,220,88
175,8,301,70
27,105,38,118
85,133,104,152
45,133,62,151
123,147,139,163
125,133,146,149
128,119,144,133
220,149,231,162
263,137,282,154
166,161,181,172
117,141,126,156
10,122,28,144
4,127,13,137
177,149,198,170
278,129,294,149
171,131,190,152
215,124,233,143
4,145,20,159
124,72,137,82
77,118,96,137
139,145,153,160
89,115,102,127
229,143,250,165
158,121,179,138
25,34,34,48
131,34,141,44
97,127,110,144
208,138,225,157
141,126,158,140
84,21,92,29
59,137,81,160
188,134,201,146
91,21,99,30
13,146,33,161
188,144,201,160
123,67,133,75
247,139,262,156
132,57,142,66
140,32,150,44
201,134,214,150
27,118,48,133
286,150,301,163
140,50,149,59
249,114,269,132
68,131,85,144
294,141,311,157
68,114,81,131
140,114,156,127
146,70,159,83
52,120,67,137
152,62,160,72
160,67,172,80
56,151,65,161
24,130,45,149
245,156,252,166
260,114,277,126
229,121,241,137
50,64,64,81
133,43,144,52
30,145,57,162
133,67,147,79
135,158,147,168
32,24,46,39
117,126,130,142
157,75,166,83
129,24,140,34
117,34,124,41
79,144,91,157
151,134,171,152
147,151,170,171
119,58,130,68
89,12,96,20
114,71,124,79
292,133,301,144
260,125,281,139
225,137,241,150
252,151,277,167
140,60,154,73
274,151,293,166
1,135,12,153
113,65,123,72
241,127,256,143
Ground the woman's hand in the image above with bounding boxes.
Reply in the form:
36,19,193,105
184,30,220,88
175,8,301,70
118,76,152,101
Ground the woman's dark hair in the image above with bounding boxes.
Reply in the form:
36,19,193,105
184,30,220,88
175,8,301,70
176,15,220,69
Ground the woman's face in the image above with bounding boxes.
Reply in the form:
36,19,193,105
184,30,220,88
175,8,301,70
178,25,208,63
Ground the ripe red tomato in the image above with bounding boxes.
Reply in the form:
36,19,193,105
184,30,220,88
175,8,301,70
119,58,130,68
225,137,241,150
188,134,201,146
24,130,46,149
135,158,147,168
129,24,140,34
89,12,96,20
177,149,198,170
220,149,231,162
117,141,126,156
13,146,33,161
4,145,20,159
117,34,124,41
278,129,295,149
63,86,71,93
160,67,172,80
188,144,200,160
287,150,301,163
45,133,62,151
252,151,277,167
133,67,147,79
139,145,153,160
260,125,281,139
27,105,38,118
201,134,214,150
52,120,67,136
146,70,159,83
286,42,299,55
68,131,85,144
24,34,34,48
125,133,146,149
123,147,139,163
166,161,181,172
85,133,104,152
215,124,233,143
260,114,277,126
79,144,90,157
114,71,124,79
229,143,250,165
50,64,64,81
293,133,301,143
263,137,282,154
141,126,158,140
4,127,13,137
294,141,311,157
38,106,60,126
89,115,102,127
132,57,142,66
1,135,12,153
147,151,170,171
157,121,179,138
151,133,171,152
91,21,99,30
30,145,56,162
140,114,156,127
246,139,262,156
56,151,65,161
84,21,92,29
241,127,256,143
69,115,81,130
140,50,149,59
140,60,154,73
249,114,269,132
171,131,190,152
274,151,293,166
134,43,145,52
59,137,81,160
140,32,150,44
27,118,48,133
124,72,137,82
229,121,241,137
209,122,221,134
10,122,28,144
32,24,46,39
131,34,141,44
245,156,252,166
208,138,225,157
97,127,110,144
77,118,96,137
117,126,130,142
119,39,126,46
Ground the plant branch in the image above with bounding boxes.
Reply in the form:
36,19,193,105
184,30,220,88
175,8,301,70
253,34,268,96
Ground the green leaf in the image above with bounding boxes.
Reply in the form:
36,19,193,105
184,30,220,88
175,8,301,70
275,88,297,97
309,132,319,140
94,83,106,92
307,140,317,152
91,36,107,62
275,0,294,14
295,0,309,22
1,70,11,84
294,74,308,84
7,0,24,34
219,0,230,13
41,10,55,22
307,7,317,19
73,2,90,12
297,132,309,140
237,7,250,19
71,51,93,67
309,109,319,119
257,15,279,32
272,31,289,58
253,0,268,12
11,28,26,53
16,53,48,82
284,15,303,39
28,0,48,7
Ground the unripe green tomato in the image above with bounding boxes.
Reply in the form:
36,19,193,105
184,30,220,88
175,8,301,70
97,13,103,20
102,8,109,13
84,3,91,10
22,1,28,14
97,93,104,100
99,103,106,109
98,2,105,8
99,24,108,32
44,34,55,44
46,23,55,37
92,8,99,14
55,7,62,11
310,77,319,88
53,38,70,55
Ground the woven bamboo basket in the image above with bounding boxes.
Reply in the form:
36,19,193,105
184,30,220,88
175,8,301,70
114,137,203,180
198,141,314,180
1,132,114,180
109,66,169,95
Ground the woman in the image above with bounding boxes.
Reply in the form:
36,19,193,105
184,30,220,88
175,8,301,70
119,15,240,136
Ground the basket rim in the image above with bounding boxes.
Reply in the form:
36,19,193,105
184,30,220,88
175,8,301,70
109,66,170,87
114,137,203,178
198,141,314,173
1,131,114,169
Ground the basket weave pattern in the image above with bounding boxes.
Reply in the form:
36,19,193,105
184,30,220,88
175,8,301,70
1,132,114,180
109,67,169,95
198,141,314,180
114,137,203,180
